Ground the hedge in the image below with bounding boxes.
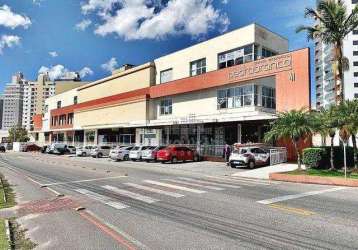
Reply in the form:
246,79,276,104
304,146,355,169
303,148,326,169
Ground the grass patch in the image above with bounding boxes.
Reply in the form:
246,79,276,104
0,175,15,209
288,168,358,179
0,219,9,250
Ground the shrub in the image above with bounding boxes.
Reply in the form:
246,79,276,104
303,148,326,169
312,146,354,169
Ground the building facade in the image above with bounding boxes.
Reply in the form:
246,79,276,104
315,0,358,109
33,24,311,160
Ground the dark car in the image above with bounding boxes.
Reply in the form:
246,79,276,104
157,146,199,163
23,144,41,152
0,145,5,153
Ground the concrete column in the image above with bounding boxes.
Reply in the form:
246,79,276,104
94,129,98,145
237,124,242,144
196,124,201,154
83,130,87,146
166,126,170,145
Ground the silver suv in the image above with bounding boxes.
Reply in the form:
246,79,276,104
90,145,112,158
229,146,270,168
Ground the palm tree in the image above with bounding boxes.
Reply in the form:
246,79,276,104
336,100,358,169
311,106,339,170
297,0,358,103
264,109,313,170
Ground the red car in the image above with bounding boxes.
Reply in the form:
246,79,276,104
157,146,199,163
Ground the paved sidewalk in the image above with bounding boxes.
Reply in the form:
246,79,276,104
232,163,304,179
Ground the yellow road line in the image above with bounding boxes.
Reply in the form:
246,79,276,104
268,203,316,216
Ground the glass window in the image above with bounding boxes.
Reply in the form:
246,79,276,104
218,44,254,69
57,101,61,109
73,96,78,105
217,84,259,109
262,48,277,58
190,58,206,76
262,86,276,109
160,99,172,115
160,69,173,84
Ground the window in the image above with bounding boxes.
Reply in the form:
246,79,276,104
262,48,277,58
355,72,358,77
160,69,173,84
355,83,358,88
354,30,358,35
354,41,358,45
190,58,206,76
354,62,358,67
355,93,358,99
160,99,172,115
262,86,276,109
73,96,78,105
354,51,358,56
57,101,61,109
217,85,259,109
68,113,74,124
218,44,255,69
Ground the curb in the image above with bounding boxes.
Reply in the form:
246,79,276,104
270,173,358,187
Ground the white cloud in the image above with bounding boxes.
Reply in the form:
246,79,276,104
49,51,58,57
0,35,21,54
222,0,229,4
81,0,229,40
38,65,92,80
0,5,31,29
75,19,92,31
101,57,118,72
79,67,94,78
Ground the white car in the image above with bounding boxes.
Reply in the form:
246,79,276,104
229,147,270,169
67,146,76,154
141,146,166,162
76,146,93,157
109,146,133,161
90,145,112,158
129,146,151,161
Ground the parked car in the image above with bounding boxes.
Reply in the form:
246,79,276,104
157,146,199,163
109,146,133,161
229,146,270,169
23,144,41,152
76,146,93,157
67,145,76,154
129,146,151,161
90,145,112,158
142,146,166,162
48,143,68,155
0,144,6,153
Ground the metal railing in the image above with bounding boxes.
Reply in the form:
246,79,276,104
269,148,287,165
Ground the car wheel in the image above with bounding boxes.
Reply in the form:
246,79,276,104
124,155,129,161
230,163,236,168
194,155,199,162
131,159,136,162
171,156,177,164
82,152,86,157
248,160,255,169
98,153,103,158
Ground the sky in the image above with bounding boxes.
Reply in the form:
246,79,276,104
0,0,316,94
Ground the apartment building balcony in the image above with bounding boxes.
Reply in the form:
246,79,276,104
324,72,334,81
325,92,335,101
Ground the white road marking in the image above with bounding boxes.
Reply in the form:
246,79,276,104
257,187,348,205
177,177,241,189
102,185,159,204
144,180,206,194
75,188,129,209
124,183,184,198
205,175,271,186
163,179,225,191
42,176,127,186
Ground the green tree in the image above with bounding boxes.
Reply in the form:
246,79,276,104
8,126,30,143
264,109,313,170
311,106,339,170
336,100,358,169
297,0,358,103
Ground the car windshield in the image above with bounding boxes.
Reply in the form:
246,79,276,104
239,149,247,154
133,146,140,150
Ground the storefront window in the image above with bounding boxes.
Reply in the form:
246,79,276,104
262,86,276,109
217,85,258,109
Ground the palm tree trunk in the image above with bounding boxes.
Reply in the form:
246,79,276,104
329,136,335,170
334,42,344,103
352,134,358,169
293,140,301,170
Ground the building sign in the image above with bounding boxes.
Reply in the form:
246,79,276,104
228,54,292,81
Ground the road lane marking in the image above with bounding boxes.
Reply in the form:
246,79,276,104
75,188,129,210
257,187,348,205
177,177,241,189
268,204,316,216
42,176,127,187
144,180,206,194
163,179,225,191
205,175,270,186
123,183,185,198
102,185,159,204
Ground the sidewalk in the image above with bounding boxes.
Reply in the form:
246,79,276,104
232,163,303,179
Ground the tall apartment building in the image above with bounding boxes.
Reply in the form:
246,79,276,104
2,72,26,130
22,72,86,131
315,0,358,109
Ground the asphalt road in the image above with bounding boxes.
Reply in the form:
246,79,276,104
1,152,358,250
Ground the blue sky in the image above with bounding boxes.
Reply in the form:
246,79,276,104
0,0,316,93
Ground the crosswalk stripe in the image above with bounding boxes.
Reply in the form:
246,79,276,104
204,176,266,186
144,180,206,194
102,185,159,204
123,183,184,198
75,188,129,210
163,179,225,191
229,176,274,185
177,177,241,189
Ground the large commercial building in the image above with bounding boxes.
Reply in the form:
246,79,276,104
315,0,358,109
33,24,311,160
